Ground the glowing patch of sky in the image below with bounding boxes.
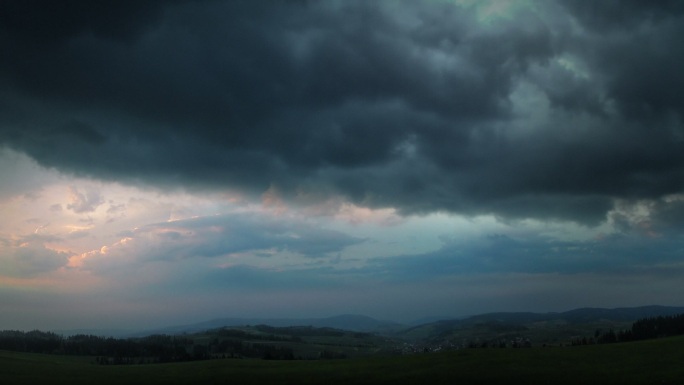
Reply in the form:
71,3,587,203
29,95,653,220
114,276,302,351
1,141,683,329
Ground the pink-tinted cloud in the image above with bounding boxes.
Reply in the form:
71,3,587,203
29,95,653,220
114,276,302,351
66,186,104,214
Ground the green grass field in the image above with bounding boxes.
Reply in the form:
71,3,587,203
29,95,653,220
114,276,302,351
2,336,683,384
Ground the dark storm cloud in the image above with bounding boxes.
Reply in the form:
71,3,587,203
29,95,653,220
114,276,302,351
1,0,683,223
0,0,176,44
559,0,684,32
560,1,684,121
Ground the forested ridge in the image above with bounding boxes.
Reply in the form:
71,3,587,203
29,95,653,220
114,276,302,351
573,313,684,345
0,323,381,364
2,313,684,364
0,328,299,364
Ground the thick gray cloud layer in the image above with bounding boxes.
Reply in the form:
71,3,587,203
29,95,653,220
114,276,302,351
1,0,683,223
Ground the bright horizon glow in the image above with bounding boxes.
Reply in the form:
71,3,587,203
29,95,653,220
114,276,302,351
1,148,682,331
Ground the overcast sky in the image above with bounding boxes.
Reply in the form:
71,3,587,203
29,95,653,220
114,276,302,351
2,0,684,331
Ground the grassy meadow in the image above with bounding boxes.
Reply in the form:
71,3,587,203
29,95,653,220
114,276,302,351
2,335,683,385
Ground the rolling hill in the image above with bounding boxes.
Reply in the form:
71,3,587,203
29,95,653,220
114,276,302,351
396,305,684,345
129,314,403,338
67,305,684,345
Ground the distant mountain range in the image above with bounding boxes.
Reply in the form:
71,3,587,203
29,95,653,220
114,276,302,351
446,305,684,326
126,314,403,338
55,305,684,339
398,305,684,343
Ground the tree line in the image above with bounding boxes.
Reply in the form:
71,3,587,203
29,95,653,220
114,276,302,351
0,329,297,364
572,313,684,346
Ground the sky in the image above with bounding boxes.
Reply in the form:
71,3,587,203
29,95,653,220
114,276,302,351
1,0,684,331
